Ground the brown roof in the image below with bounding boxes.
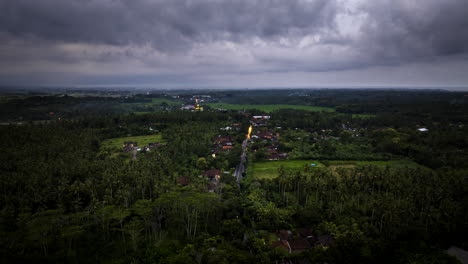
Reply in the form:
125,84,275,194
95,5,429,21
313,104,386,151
213,136,232,144
289,239,312,252
204,169,222,178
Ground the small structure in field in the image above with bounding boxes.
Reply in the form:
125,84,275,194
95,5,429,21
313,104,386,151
143,142,164,151
181,105,196,110
204,169,223,192
252,115,271,120
123,142,137,152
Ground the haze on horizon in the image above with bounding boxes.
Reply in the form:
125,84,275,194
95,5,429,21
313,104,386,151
1,0,468,90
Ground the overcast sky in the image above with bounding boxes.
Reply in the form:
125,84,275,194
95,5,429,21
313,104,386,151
1,0,468,89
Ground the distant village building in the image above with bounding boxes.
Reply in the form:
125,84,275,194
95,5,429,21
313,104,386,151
257,131,275,140
123,142,137,152
271,228,331,254
213,136,232,145
212,135,234,152
181,105,196,110
252,115,271,120
265,146,288,160
143,142,164,151
204,169,222,192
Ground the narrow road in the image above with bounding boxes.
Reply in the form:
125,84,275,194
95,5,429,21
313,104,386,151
234,126,252,185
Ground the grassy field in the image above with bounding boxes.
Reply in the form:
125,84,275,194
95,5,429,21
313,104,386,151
352,114,376,119
150,98,181,105
101,134,164,150
248,159,422,179
322,159,421,168
123,98,181,106
132,112,154,115
206,103,335,113
120,97,181,114
122,97,181,108
248,160,324,179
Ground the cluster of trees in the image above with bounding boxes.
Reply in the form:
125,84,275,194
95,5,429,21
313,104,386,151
1,90,467,263
245,164,468,262
270,108,468,169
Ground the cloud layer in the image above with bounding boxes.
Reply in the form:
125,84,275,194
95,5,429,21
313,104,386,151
1,0,468,87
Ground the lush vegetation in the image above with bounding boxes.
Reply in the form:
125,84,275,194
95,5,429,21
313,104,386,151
322,159,421,168
206,103,335,112
1,89,467,264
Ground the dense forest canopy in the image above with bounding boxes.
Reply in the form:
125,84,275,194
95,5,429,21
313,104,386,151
0,89,467,263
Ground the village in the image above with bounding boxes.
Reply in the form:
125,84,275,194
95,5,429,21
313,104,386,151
4,87,468,263
93,94,464,260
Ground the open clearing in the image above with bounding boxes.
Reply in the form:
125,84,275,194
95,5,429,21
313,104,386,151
248,160,324,179
248,159,421,179
351,114,376,119
123,98,181,106
121,97,181,114
101,134,164,150
206,103,375,118
206,103,335,113
149,98,181,105
323,160,421,168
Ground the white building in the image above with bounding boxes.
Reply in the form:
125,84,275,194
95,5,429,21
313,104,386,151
252,115,271,120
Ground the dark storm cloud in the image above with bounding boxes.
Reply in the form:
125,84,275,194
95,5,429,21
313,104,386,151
359,0,468,62
0,0,468,87
1,0,468,61
0,0,338,52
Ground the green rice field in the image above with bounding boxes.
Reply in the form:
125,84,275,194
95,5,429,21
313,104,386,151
124,98,181,106
248,159,421,179
351,114,376,119
247,160,324,179
101,134,164,150
149,98,181,105
323,159,421,168
206,103,335,113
